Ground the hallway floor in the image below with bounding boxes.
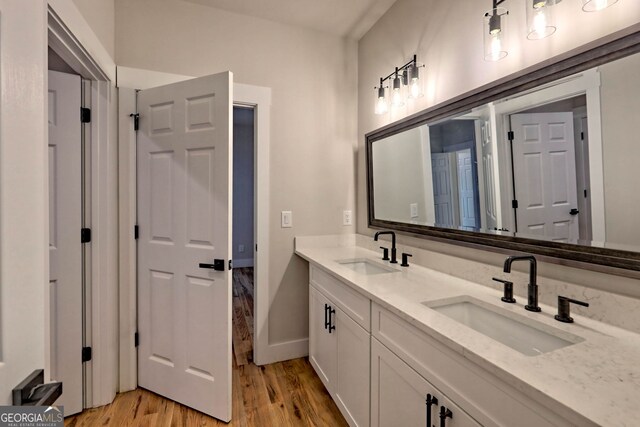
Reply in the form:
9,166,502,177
65,268,347,426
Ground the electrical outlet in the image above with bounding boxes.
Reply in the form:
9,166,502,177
410,203,418,218
238,244,245,253
281,211,292,228
343,210,353,226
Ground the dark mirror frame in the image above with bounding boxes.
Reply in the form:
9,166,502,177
366,25,640,274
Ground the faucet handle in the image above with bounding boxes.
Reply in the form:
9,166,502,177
379,246,390,261
555,295,589,323
492,277,516,303
400,252,412,267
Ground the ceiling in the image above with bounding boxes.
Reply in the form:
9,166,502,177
183,0,398,39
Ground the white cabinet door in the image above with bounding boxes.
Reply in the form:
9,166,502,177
309,285,337,389
310,284,370,427
371,338,480,427
137,71,233,421
335,308,370,427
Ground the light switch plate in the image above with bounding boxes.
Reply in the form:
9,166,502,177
410,203,418,218
238,244,245,253
343,210,353,226
281,211,292,228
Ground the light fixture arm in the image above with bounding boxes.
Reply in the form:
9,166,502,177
377,55,421,86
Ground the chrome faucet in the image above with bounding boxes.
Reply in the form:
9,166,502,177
503,255,541,312
374,231,397,263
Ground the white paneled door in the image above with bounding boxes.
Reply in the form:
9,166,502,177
511,112,579,242
137,72,233,421
48,70,83,416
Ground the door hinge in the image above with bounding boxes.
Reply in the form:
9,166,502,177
81,228,92,243
507,130,514,141
130,113,140,131
229,259,233,270
584,189,588,198
512,199,519,209
82,347,92,363
134,332,139,347
255,244,258,252
134,225,139,240
81,107,91,123
581,131,584,141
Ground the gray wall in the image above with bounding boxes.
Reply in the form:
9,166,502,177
72,0,115,58
233,107,255,267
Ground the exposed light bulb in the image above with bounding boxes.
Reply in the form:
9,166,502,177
391,75,404,107
490,35,503,61
375,86,388,115
409,79,421,98
407,63,423,99
527,2,555,40
533,10,547,34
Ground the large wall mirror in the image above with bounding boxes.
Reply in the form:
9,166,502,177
367,28,640,273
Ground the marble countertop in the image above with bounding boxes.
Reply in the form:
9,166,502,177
295,235,640,427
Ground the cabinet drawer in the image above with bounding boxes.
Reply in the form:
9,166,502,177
310,265,370,331
372,304,585,427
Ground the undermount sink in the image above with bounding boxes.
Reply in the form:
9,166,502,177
337,258,399,275
423,296,584,356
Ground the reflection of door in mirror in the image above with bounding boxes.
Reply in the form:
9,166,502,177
429,120,481,231
510,107,590,244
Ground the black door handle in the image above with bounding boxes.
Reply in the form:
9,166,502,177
199,259,225,271
569,208,579,216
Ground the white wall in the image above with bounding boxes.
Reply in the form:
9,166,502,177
115,0,358,352
71,0,115,58
358,0,640,296
599,53,640,248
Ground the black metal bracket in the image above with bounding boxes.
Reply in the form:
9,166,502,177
81,228,92,243
134,225,139,240
375,55,422,89
12,370,62,406
82,346,92,363
130,113,140,131
134,332,139,347
81,107,91,123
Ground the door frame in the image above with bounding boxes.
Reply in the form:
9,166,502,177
48,3,119,409
492,69,605,242
117,68,272,393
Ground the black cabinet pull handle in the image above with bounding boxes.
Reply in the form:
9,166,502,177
439,406,452,427
426,393,438,426
328,306,336,333
324,303,330,330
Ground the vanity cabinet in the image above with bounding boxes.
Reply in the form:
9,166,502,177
371,303,584,427
371,338,479,427
309,266,370,427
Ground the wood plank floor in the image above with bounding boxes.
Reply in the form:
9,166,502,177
65,268,348,427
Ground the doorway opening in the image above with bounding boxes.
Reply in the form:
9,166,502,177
232,106,255,367
508,95,592,243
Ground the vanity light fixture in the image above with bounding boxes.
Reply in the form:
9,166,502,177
373,55,425,115
483,0,620,61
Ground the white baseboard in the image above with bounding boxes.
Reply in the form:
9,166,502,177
233,258,254,268
254,338,309,366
